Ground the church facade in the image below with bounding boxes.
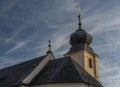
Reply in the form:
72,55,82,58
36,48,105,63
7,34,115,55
0,8,103,87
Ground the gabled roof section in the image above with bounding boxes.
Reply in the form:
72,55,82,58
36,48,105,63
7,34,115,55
0,55,46,87
30,57,83,85
30,57,102,87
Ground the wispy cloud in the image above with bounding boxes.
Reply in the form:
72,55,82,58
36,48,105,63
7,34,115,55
26,45,47,52
49,25,57,29
5,29,22,43
82,2,120,34
0,0,18,16
0,56,32,68
93,42,120,49
99,60,120,86
6,41,27,54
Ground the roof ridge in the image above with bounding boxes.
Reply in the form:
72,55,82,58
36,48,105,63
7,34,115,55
70,58,84,81
48,58,68,81
0,55,46,71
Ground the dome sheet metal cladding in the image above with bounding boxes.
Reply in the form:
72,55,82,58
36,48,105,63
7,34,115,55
70,29,92,46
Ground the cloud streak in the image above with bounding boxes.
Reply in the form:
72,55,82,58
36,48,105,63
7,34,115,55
0,0,18,16
6,41,26,54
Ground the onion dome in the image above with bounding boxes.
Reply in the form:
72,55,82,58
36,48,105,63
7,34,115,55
70,7,92,46
70,29,92,46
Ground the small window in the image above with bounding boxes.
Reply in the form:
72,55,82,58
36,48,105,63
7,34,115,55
89,58,93,68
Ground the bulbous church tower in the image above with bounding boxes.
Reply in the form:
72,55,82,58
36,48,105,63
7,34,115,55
64,7,99,81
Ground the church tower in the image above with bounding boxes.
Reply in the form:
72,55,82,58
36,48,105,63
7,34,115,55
64,7,99,81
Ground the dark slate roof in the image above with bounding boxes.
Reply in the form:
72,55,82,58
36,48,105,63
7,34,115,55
0,55,46,87
30,57,102,87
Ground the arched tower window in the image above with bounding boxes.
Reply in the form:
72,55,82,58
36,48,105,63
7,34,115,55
89,58,93,68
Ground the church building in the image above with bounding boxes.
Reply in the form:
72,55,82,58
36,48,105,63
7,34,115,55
0,7,103,87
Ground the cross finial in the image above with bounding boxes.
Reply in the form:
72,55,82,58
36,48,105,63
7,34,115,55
47,40,52,54
48,40,51,51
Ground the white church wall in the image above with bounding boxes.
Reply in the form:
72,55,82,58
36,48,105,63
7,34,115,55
31,83,95,87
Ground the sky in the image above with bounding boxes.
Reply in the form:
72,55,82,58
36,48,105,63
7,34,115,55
0,0,120,87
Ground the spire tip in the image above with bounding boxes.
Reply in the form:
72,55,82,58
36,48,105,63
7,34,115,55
77,5,82,30
78,5,80,16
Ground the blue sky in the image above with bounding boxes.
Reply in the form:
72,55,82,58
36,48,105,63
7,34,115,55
0,0,120,87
